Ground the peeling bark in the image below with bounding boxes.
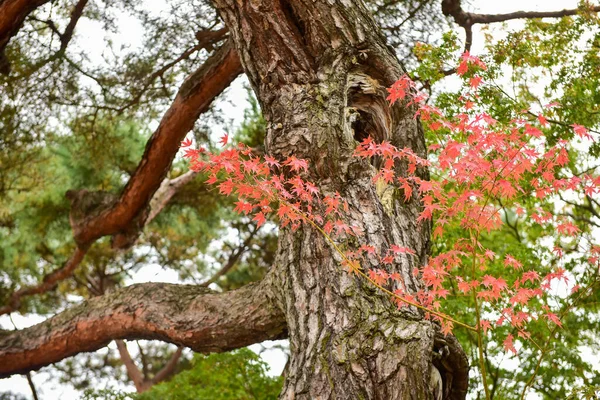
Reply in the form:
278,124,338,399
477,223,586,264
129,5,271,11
0,281,286,378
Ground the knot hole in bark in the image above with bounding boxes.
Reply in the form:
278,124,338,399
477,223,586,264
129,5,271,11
346,73,392,168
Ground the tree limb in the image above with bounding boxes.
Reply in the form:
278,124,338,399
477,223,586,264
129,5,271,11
0,247,88,315
0,41,242,316
0,281,286,378
68,39,242,250
441,0,600,53
0,0,51,74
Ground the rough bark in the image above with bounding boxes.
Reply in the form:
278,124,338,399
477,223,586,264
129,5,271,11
212,0,467,398
0,281,286,378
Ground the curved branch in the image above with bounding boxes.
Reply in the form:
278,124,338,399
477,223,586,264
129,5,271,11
0,247,87,315
441,0,600,53
0,281,286,378
69,39,242,250
0,0,51,74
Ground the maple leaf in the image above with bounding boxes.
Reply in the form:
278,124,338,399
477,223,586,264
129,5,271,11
180,138,193,147
219,133,229,146
390,245,416,256
234,200,253,215
571,124,592,140
283,156,309,172
218,179,235,196
457,60,469,76
556,221,580,236
479,319,492,334
504,255,522,270
368,269,389,286
264,156,280,168
252,212,266,227
469,76,483,89
544,312,562,327
503,334,517,355
537,114,548,127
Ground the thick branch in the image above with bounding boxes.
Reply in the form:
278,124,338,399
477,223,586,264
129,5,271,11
69,39,242,250
0,281,286,378
0,0,51,74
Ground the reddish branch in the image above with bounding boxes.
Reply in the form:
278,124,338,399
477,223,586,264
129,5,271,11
441,0,600,52
72,39,242,249
0,0,51,74
0,41,242,316
0,282,286,377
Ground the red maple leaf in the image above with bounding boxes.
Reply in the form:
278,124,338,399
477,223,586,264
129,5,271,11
252,212,266,227
219,133,229,146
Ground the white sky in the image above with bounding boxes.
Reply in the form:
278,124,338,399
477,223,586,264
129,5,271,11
0,0,594,399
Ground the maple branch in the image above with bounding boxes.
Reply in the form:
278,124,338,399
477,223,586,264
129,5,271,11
0,0,51,74
0,281,286,378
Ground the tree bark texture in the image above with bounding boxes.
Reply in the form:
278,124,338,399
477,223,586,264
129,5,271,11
212,0,467,399
0,282,286,377
0,1,469,398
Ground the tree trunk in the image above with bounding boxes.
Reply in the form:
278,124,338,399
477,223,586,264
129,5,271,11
0,1,469,398
213,0,467,398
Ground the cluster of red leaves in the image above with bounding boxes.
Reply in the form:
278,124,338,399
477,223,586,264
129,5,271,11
377,52,599,349
181,52,599,354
